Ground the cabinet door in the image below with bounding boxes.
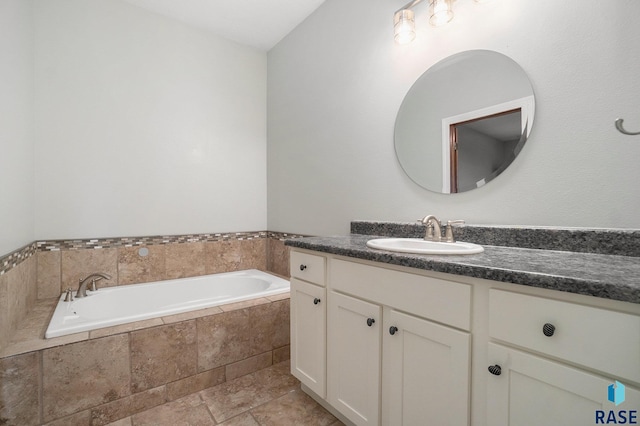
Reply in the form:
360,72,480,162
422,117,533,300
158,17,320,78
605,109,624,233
328,291,382,426
382,309,471,426
290,278,326,397
487,343,640,426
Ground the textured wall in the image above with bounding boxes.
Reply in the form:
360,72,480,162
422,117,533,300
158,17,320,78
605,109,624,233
34,0,268,240
267,0,640,235
0,0,35,257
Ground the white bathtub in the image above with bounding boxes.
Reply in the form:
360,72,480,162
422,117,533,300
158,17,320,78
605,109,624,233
45,269,290,339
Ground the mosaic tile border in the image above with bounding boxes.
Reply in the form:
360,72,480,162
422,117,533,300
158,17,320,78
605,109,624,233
0,242,37,276
0,231,310,276
36,231,271,252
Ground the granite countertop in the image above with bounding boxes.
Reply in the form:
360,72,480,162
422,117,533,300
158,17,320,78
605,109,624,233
285,233,640,305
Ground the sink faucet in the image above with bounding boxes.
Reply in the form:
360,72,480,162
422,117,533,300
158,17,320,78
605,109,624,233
419,215,442,242
76,273,112,298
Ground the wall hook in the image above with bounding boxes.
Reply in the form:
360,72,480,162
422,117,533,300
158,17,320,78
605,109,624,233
615,118,640,136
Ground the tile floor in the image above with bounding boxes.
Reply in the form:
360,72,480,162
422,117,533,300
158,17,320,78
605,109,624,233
107,361,345,426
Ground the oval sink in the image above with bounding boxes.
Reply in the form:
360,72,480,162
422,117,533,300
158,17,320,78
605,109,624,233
366,238,484,255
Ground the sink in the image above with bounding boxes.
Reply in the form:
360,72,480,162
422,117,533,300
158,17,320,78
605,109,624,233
366,238,484,255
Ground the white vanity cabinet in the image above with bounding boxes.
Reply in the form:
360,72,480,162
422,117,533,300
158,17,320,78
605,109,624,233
290,251,327,397
327,291,382,426
289,248,640,426
486,289,640,426
328,258,472,426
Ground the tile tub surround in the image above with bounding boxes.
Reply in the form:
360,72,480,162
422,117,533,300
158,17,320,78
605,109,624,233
286,233,640,304
0,294,291,425
0,230,304,352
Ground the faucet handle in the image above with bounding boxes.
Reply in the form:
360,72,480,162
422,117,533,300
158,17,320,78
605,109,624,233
64,288,74,302
444,220,465,242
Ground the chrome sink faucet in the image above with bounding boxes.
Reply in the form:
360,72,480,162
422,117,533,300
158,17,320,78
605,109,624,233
76,273,112,298
419,215,442,242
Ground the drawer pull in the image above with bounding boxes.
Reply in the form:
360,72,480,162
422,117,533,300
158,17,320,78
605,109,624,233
488,365,502,376
389,326,398,335
299,264,307,271
313,298,321,305
366,318,375,327
543,323,556,337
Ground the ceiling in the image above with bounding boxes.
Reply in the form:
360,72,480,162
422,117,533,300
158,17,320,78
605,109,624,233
121,0,327,51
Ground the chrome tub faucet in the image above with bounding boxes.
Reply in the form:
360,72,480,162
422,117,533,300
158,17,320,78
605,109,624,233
76,272,112,298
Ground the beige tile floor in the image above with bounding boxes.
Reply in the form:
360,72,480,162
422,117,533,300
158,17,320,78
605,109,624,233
107,361,345,426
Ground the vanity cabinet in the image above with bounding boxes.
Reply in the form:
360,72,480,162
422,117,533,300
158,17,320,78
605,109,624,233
290,252,327,397
486,343,640,426
486,289,640,426
289,248,640,426
328,258,472,426
382,308,471,426
327,291,382,426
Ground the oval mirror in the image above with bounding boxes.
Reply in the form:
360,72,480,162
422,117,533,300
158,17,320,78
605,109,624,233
394,50,535,194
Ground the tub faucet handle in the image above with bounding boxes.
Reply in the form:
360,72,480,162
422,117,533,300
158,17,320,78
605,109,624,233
64,288,74,302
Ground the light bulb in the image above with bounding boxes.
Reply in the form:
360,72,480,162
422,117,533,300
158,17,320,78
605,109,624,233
429,0,453,26
394,9,416,45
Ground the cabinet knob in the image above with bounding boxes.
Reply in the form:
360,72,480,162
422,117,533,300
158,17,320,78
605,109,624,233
389,326,398,335
543,323,556,337
299,264,307,271
313,298,321,305
366,318,375,327
488,365,502,376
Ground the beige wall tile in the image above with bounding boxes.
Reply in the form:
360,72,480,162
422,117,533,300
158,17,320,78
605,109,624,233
90,385,167,426
165,367,225,402
0,273,9,349
89,318,164,340
165,243,205,279
6,259,36,336
225,351,273,381
161,306,222,325
219,297,270,313
61,248,118,290
42,334,131,422
267,239,290,278
130,321,197,393
271,299,290,349
38,250,61,299
273,345,290,364
117,246,165,286
0,351,41,426
239,239,267,271
197,304,274,371
204,240,242,274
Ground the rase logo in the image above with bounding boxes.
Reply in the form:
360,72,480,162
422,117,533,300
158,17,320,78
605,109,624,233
596,381,637,424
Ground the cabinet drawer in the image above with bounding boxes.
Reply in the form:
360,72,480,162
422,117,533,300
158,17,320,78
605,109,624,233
489,289,640,383
330,259,471,331
290,251,326,286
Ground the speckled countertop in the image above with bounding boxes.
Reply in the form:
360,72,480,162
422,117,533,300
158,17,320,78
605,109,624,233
285,223,640,305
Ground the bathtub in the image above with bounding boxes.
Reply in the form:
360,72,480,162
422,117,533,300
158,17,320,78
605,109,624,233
45,269,290,338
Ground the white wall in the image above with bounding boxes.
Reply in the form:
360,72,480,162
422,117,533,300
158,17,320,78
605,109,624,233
34,0,267,240
267,0,640,236
0,0,35,256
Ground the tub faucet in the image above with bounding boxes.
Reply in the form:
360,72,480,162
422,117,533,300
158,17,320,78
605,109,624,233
76,273,112,298
419,215,442,242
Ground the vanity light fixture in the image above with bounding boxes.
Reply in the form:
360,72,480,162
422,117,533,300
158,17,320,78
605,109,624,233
393,0,496,44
